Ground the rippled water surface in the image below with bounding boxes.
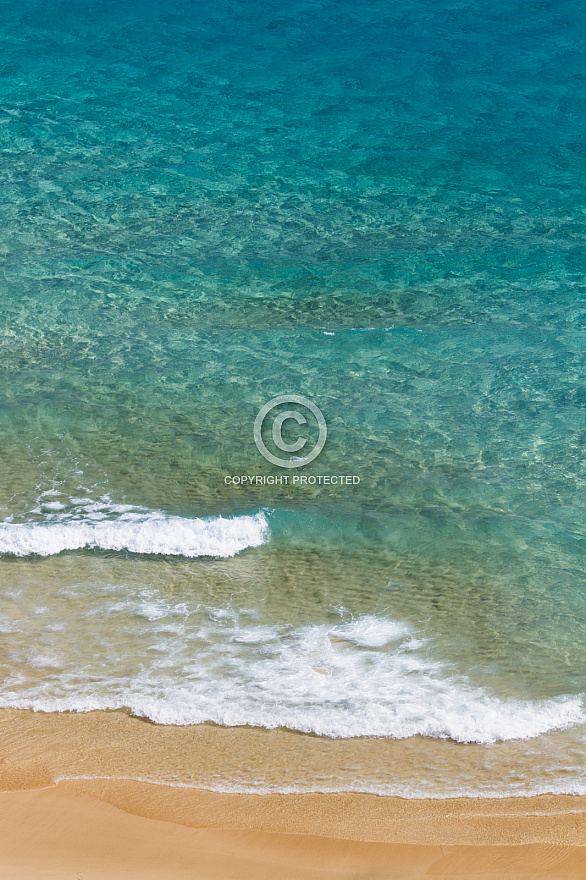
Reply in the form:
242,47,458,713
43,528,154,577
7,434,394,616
0,0,585,795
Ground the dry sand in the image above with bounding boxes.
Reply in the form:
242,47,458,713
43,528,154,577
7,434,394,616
1,784,586,879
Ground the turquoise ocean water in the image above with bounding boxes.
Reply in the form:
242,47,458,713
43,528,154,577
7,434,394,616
0,0,585,795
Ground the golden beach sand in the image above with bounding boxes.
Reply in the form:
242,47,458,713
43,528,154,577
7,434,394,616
1,708,585,879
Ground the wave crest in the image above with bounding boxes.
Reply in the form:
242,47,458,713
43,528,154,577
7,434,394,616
0,503,269,558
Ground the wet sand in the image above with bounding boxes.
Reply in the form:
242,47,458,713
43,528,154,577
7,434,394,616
1,708,585,878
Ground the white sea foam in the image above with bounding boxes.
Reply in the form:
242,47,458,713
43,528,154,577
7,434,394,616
0,609,583,744
0,502,269,558
53,773,586,799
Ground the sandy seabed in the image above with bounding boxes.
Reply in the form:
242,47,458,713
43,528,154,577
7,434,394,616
0,708,585,879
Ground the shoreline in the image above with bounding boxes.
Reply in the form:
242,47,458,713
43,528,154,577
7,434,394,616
47,777,586,846
2,706,584,800
2,708,586,876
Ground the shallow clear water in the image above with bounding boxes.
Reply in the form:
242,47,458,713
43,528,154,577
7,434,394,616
0,0,585,795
